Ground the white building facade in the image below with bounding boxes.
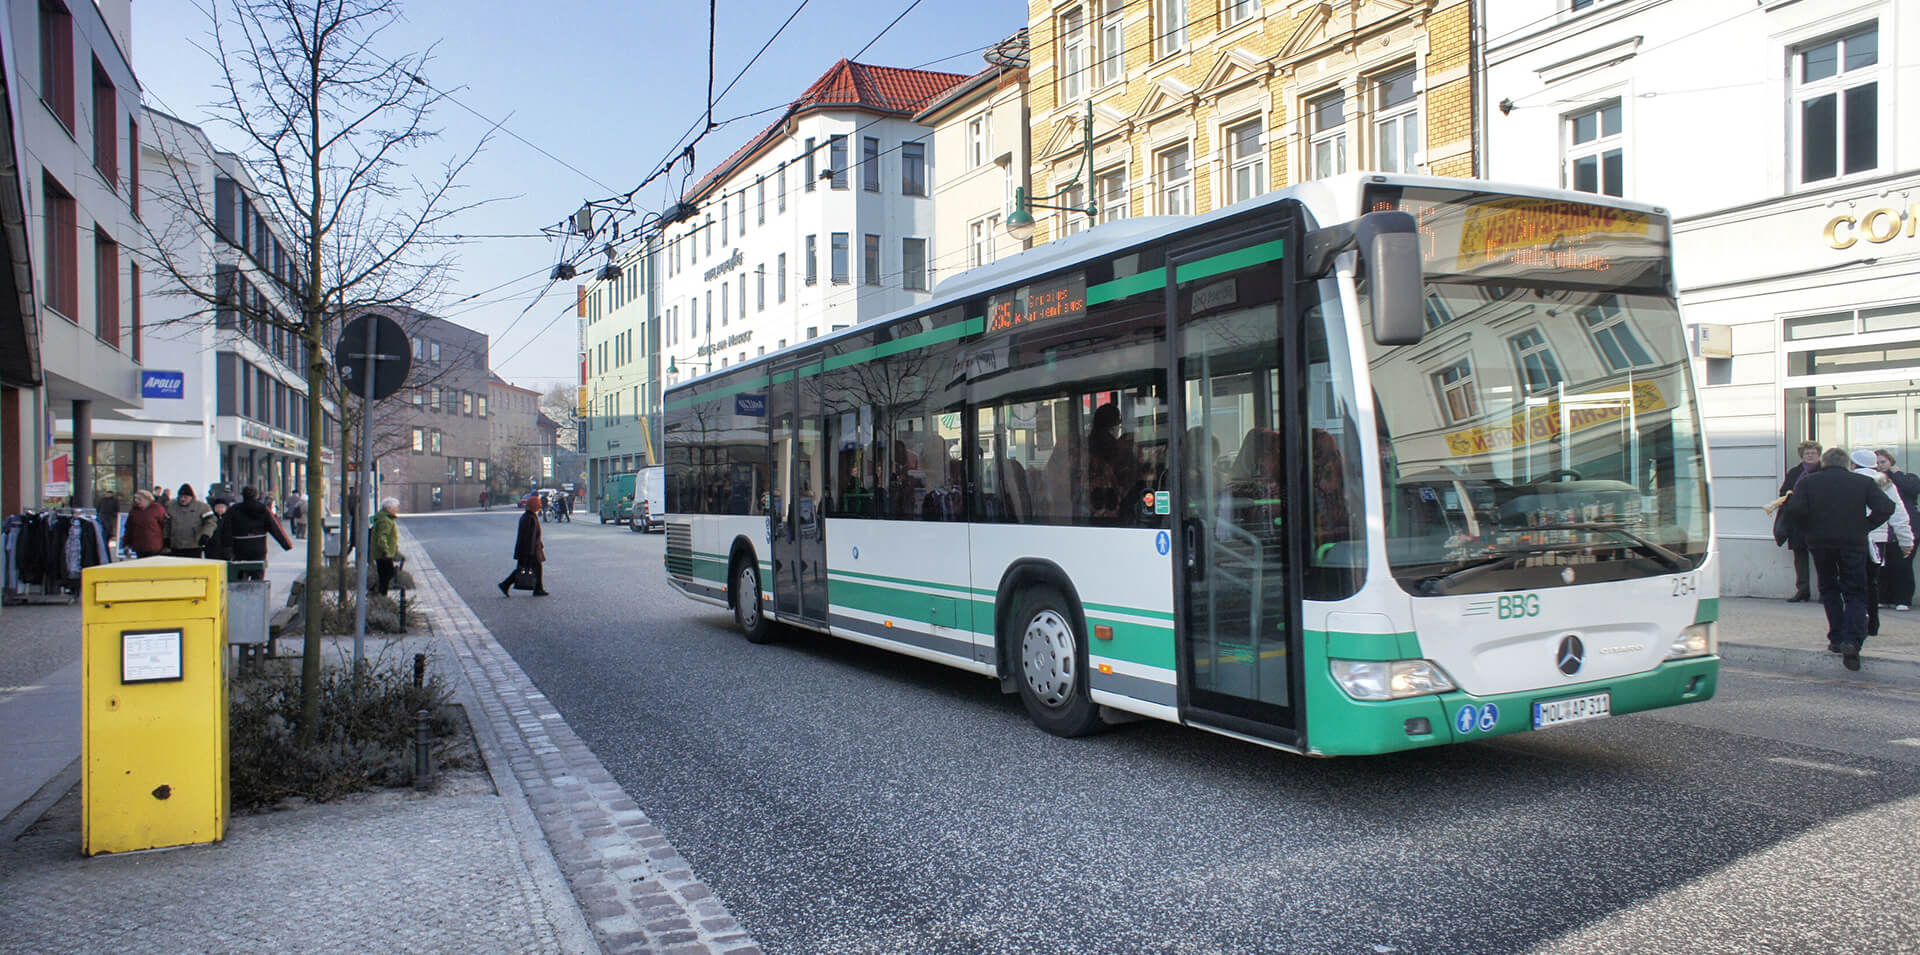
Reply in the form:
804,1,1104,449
4,0,145,511
114,108,332,502
656,59,967,387
915,50,1030,283
1484,0,1920,596
581,243,657,505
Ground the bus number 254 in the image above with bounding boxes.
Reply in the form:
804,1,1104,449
1498,594,1541,619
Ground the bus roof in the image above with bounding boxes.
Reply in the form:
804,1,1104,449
666,171,1672,396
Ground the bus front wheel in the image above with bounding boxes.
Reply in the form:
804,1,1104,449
1012,586,1103,737
734,557,778,644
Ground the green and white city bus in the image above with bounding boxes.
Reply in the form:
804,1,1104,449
663,173,1717,756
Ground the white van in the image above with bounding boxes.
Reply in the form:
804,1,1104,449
632,466,666,533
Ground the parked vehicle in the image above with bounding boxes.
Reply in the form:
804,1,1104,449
600,472,637,524
635,466,664,533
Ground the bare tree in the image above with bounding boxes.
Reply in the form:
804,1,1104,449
136,0,491,744
540,383,580,452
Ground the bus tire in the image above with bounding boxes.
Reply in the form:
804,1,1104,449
1011,585,1103,737
733,556,778,644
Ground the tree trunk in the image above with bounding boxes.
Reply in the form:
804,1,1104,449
298,328,326,745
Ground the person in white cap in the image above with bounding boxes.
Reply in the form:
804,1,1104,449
1853,448,1913,639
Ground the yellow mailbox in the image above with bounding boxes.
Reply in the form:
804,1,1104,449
81,557,229,856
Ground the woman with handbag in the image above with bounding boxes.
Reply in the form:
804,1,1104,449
498,493,549,597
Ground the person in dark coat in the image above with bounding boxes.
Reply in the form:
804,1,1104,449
224,486,294,580
498,493,549,597
1779,440,1822,601
124,489,169,558
205,497,234,561
1876,449,1920,611
1784,447,1895,671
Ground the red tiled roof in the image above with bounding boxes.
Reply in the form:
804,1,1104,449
682,59,968,202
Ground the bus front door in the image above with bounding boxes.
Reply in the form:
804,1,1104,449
769,359,829,628
1170,226,1301,745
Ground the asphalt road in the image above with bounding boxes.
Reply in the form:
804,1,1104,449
407,511,1920,955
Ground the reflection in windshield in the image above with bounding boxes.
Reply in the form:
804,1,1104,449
1367,281,1709,595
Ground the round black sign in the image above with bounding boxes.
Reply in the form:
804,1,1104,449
334,314,411,401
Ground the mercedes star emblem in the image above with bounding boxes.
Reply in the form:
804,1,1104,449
1556,635,1585,676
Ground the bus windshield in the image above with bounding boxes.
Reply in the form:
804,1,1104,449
1361,185,1710,596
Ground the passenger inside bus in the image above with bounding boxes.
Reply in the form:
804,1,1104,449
1088,402,1139,524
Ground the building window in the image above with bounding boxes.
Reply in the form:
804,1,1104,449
864,234,881,286
94,229,118,347
829,135,848,190
92,60,116,186
737,189,746,233
756,176,766,224
778,162,788,210
757,264,766,310
1508,329,1564,395
830,232,849,285
1059,6,1087,103
38,0,74,130
431,430,441,455
1225,118,1265,204
1098,0,1125,86
42,174,77,319
1373,64,1418,174
1096,167,1128,224
1154,0,1187,59
1564,100,1623,197
1060,184,1088,236
901,142,927,196
130,262,141,361
412,428,423,453
969,216,995,268
1794,23,1878,184
903,238,928,291
1308,89,1348,179
720,197,729,244
1155,143,1191,215
1432,358,1479,424
739,274,747,318
720,283,728,327
863,136,881,192
805,236,818,286
968,113,991,169
704,215,712,255
778,252,789,301
1222,0,1259,29
1581,297,1654,371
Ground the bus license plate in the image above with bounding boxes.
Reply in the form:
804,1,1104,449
1532,692,1611,729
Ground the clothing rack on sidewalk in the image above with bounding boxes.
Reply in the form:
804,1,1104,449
3,508,109,605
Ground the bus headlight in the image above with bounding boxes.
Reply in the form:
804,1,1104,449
1667,622,1716,660
1330,659,1456,701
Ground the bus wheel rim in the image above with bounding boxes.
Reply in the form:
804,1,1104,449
738,565,759,629
1021,609,1075,708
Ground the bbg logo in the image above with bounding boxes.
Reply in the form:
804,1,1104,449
1497,594,1541,619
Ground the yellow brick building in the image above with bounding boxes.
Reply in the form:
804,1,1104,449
1024,0,1476,243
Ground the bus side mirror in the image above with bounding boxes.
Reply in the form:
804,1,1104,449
1356,211,1424,346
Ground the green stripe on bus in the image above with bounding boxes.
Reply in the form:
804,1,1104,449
771,370,794,384
1175,239,1285,283
1694,597,1719,624
664,374,772,412
1086,268,1166,304
1086,617,1176,669
1084,599,1174,621
823,317,987,371
829,567,990,597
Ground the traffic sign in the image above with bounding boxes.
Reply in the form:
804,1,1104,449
334,314,411,401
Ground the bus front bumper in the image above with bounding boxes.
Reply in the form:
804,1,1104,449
1307,656,1719,756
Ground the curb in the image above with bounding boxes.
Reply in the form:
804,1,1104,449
397,523,761,955
1719,641,1920,690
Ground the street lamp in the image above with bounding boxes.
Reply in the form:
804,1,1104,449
1007,103,1096,242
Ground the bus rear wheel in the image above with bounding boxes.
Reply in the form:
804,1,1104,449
734,557,778,644
1012,585,1103,737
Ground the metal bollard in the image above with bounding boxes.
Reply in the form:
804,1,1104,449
412,653,426,689
397,587,408,634
413,708,433,790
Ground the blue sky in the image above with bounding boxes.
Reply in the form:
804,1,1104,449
130,0,1027,391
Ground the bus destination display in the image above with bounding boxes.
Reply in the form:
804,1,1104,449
1366,185,1669,293
987,273,1087,335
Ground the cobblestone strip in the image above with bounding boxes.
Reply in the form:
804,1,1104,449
397,524,761,955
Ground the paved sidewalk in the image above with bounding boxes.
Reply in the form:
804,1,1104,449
1716,595,1920,688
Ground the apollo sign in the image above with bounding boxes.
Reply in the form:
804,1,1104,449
141,370,185,399
1824,203,1918,249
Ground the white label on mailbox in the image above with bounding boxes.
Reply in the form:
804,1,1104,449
122,629,184,683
